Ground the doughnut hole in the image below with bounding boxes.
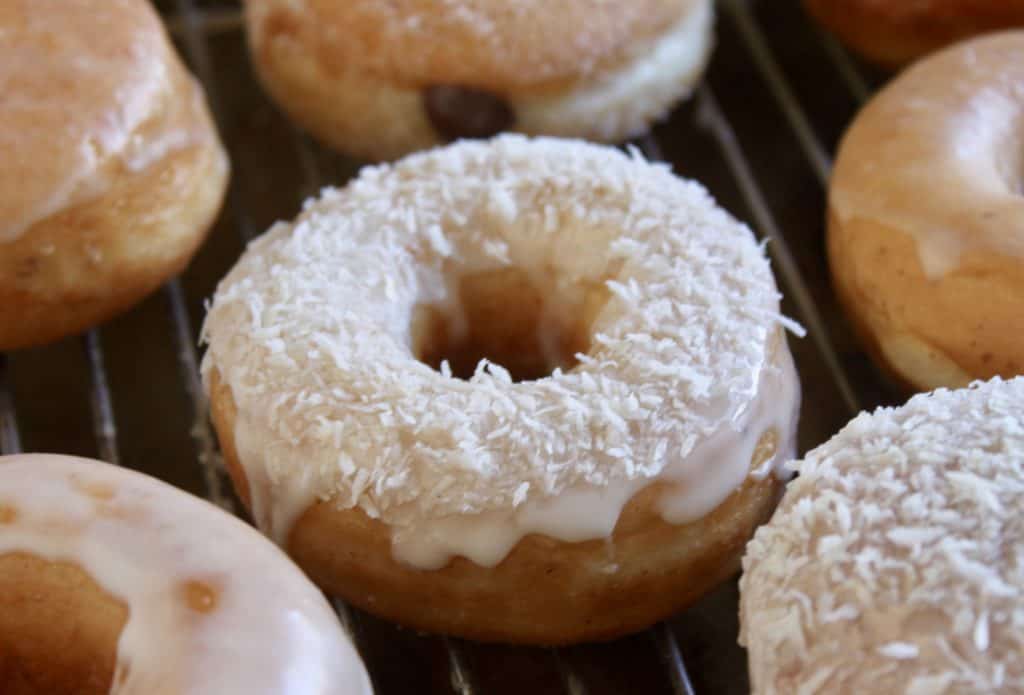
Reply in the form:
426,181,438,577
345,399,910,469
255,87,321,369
0,552,126,695
412,266,611,382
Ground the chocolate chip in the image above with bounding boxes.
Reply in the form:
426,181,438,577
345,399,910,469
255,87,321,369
423,85,515,141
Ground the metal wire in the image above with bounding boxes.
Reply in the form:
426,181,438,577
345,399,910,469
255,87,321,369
330,598,360,640
0,355,21,455
815,31,872,103
444,638,478,695
552,651,589,695
716,3,884,413
654,623,698,695
722,0,833,186
83,330,120,465
636,133,667,162
172,0,260,245
695,85,861,417
171,0,224,110
165,279,234,510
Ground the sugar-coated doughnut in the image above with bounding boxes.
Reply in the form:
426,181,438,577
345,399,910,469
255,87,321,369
740,377,1024,694
804,0,1024,67
827,32,1024,392
245,0,713,160
0,0,229,350
0,454,371,695
202,135,802,644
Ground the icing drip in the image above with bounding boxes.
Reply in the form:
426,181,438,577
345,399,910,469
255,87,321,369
389,344,799,569
232,341,799,570
0,455,371,695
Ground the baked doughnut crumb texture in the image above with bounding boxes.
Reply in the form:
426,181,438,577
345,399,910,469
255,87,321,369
201,135,799,543
250,0,697,89
740,377,1024,694
0,454,371,694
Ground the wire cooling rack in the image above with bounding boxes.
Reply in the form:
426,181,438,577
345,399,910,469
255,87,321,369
1,1,901,692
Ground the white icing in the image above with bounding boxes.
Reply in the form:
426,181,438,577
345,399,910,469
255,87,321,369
202,136,802,567
0,0,216,242
232,336,797,571
235,414,324,545
122,80,213,174
0,454,372,695
831,34,1024,279
516,0,713,141
389,344,799,569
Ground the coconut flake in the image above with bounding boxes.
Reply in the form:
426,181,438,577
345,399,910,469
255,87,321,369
203,135,790,526
740,377,1024,694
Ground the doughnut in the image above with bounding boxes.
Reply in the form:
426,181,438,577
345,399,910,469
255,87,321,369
826,32,1024,392
0,0,229,350
201,135,802,644
804,0,1024,67
0,454,372,695
740,376,1024,694
245,0,714,160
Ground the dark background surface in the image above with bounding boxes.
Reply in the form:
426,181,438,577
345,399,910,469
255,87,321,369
3,1,900,693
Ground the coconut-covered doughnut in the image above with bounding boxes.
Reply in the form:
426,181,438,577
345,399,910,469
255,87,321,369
0,0,228,350
740,377,1024,694
0,454,371,695
804,0,1024,68
202,136,802,644
245,0,713,160
827,32,1024,392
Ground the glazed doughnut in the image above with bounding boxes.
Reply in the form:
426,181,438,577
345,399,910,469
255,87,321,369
245,0,713,160
827,32,1024,392
740,377,1024,694
0,454,371,695
0,0,229,350
202,135,802,644
804,0,1024,67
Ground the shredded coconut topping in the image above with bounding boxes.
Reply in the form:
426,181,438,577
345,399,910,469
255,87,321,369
202,135,791,524
740,377,1024,694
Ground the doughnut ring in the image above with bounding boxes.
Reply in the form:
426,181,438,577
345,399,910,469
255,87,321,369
741,377,1024,694
0,454,371,694
202,136,802,644
0,0,228,350
245,0,714,160
804,0,1024,67
827,31,1024,391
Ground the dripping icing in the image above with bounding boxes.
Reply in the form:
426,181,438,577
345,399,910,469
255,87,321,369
232,343,799,570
